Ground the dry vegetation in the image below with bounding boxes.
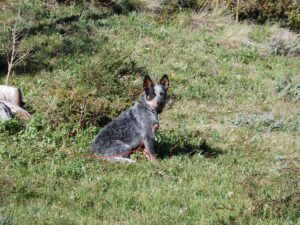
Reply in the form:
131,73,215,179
268,26,300,56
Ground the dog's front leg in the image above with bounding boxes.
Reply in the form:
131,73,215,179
143,137,156,161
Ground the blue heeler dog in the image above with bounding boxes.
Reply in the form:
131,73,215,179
90,75,169,163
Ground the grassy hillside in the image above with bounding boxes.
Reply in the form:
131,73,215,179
0,1,299,224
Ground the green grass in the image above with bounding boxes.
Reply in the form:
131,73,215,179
0,1,299,224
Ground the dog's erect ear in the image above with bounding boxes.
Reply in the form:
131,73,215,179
143,75,154,90
160,74,169,90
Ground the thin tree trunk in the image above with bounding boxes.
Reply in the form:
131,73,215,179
6,28,16,85
5,0,21,85
6,64,12,85
236,0,240,23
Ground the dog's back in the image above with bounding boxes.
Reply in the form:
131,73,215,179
91,105,142,157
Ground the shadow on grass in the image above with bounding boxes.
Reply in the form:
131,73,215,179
19,12,113,41
0,11,113,76
155,134,223,159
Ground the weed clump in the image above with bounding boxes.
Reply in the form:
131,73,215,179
267,28,300,56
233,113,300,132
275,77,300,102
0,118,25,136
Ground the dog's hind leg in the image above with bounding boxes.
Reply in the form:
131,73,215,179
114,140,131,158
144,137,156,161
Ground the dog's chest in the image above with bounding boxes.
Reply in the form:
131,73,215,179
151,114,159,133
133,103,160,134
139,111,159,134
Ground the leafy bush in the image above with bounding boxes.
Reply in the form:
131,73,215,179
237,0,300,30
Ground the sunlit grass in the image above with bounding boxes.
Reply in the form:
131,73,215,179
0,2,299,225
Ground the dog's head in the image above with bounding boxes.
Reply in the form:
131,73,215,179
143,74,169,114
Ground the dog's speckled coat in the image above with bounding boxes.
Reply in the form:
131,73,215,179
91,75,169,160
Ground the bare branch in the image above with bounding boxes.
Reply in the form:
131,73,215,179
4,0,32,85
0,48,8,56
12,52,29,66
15,32,23,40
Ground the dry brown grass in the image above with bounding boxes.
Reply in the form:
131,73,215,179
220,23,256,48
178,3,232,31
132,0,164,12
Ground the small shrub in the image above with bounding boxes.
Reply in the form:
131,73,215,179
0,119,25,136
0,213,13,225
275,77,300,102
236,47,259,64
267,27,300,56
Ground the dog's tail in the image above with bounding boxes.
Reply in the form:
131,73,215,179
106,157,136,164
